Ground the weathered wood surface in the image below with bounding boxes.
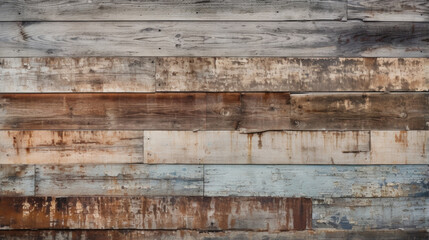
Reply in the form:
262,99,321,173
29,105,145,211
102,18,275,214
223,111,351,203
35,165,203,196
291,93,429,130
0,0,346,21
0,93,240,130
0,165,34,196
348,0,429,22
1,21,428,57
1,230,427,240
0,196,311,231
370,131,429,164
145,131,371,164
156,57,429,92
0,57,155,93
0,131,143,164
313,197,429,230
204,165,429,198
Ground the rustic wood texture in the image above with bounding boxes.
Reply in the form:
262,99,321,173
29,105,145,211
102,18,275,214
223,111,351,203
1,230,427,240
313,197,429,230
0,131,143,164
0,196,312,231
0,0,346,21
156,57,429,92
348,0,429,22
1,21,428,57
0,57,155,93
0,165,34,196
35,165,203,196
0,93,239,130
291,93,429,130
144,131,371,164
204,165,429,198
370,131,429,164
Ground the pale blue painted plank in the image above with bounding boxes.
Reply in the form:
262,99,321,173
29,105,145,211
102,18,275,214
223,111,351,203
0,165,34,196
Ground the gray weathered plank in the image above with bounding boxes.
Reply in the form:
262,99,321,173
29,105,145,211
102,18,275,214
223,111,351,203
0,165,34,196
35,164,203,196
0,197,311,231
144,131,371,164
370,131,429,164
0,21,428,57
204,165,429,198
0,0,346,21
156,57,429,92
0,131,143,164
313,197,429,230
348,0,429,22
0,230,428,240
0,57,155,92
291,93,429,130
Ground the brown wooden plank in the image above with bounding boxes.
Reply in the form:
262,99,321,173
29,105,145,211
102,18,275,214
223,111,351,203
0,57,155,93
156,57,429,92
348,0,429,22
1,230,427,240
0,93,239,130
0,131,143,164
0,165,34,196
291,93,429,130
206,93,241,131
0,197,311,231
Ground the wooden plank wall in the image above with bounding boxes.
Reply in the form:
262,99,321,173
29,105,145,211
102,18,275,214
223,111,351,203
0,1,428,239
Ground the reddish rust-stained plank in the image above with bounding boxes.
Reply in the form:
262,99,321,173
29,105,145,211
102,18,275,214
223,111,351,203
0,196,311,231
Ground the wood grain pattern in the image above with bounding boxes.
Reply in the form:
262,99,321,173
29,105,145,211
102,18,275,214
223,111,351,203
291,93,429,130
204,165,429,198
0,131,143,164
156,57,429,92
0,196,311,231
0,165,34,196
313,197,429,230
35,165,203,196
144,131,370,164
0,0,346,21
0,230,427,240
348,0,429,22
0,21,428,57
0,57,155,93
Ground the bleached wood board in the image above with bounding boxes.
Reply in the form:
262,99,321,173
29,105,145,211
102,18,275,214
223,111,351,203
0,196,311,231
156,57,429,92
0,131,143,164
0,0,346,21
313,197,429,230
0,165,34,196
35,164,203,196
348,0,429,22
0,57,155,93
204,165,429,198
144,131,371,164
0,21,428,57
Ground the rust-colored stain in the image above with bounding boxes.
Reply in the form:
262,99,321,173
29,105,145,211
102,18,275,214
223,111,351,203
394,131,409,147
0,197,311,231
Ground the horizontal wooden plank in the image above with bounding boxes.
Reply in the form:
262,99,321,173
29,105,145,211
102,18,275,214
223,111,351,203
0,93,239,130
156,57,429,92
291,93,429,130
0,0,346,21
1,230,427,240
0,165,34,196
35,164,203,196
145,131,371,164
0,21,428,57
0,131,143,164
348,0,429,22
370,131,429,164
204,165,429,198
313,197,429,230
0,57,155,93
0,196,311,231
